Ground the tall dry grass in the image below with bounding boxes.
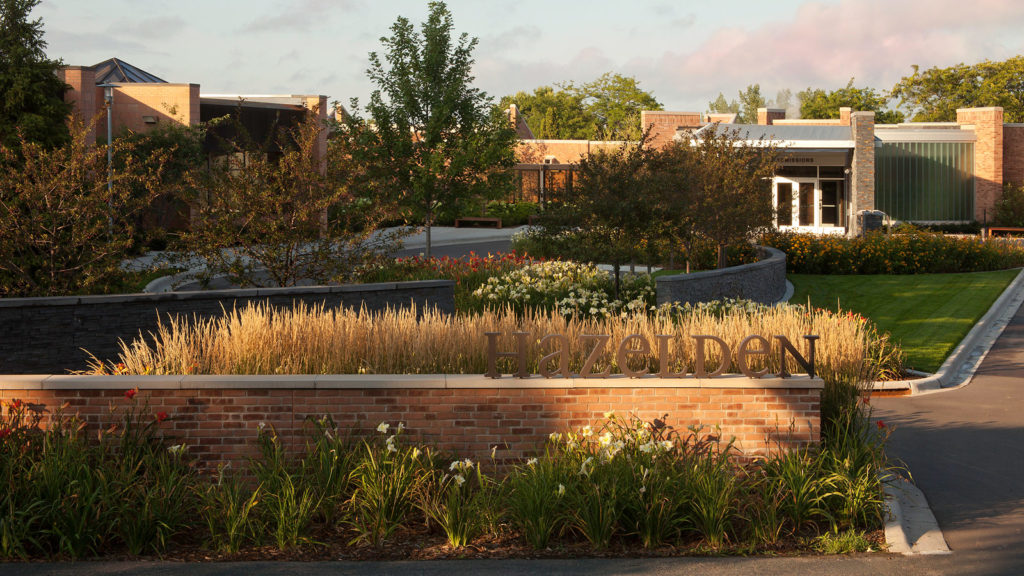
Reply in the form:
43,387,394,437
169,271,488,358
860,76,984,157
92,302,896,379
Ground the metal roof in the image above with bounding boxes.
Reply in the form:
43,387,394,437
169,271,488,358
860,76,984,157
680,123,854,148
90,58,167,84
874,125,976,142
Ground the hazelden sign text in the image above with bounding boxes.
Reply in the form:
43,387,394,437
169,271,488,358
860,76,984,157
484,332,819,379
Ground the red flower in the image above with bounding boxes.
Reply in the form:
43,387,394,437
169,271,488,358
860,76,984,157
155,411,168,423
124,389,137,400
9,399,21,410
0,428,11,439
877,420,886,429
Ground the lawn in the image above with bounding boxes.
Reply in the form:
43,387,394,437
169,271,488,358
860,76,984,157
789,270,1020,372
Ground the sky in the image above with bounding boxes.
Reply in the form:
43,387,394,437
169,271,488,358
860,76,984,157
36,0,1024,113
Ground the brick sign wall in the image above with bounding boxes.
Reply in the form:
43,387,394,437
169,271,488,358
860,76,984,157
0,374,822,470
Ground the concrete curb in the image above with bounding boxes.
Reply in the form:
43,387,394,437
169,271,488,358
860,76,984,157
884,476,951,555
872,267,1024,394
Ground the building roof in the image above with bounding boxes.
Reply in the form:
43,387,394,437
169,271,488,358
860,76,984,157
875,125,976,142
681,123,854,148
91,58,167,84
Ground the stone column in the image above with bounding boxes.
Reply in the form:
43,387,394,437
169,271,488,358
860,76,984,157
849,111,876,235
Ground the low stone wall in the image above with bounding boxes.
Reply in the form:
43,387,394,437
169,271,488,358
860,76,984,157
0,374,822,470
0,281,454,374
655,246,787,306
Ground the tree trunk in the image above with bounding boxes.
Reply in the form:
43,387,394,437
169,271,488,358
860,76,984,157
425,213,433,259
717,244,728,269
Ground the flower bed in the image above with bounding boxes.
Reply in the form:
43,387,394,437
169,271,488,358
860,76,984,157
762,229,1024,274
0,396,888,560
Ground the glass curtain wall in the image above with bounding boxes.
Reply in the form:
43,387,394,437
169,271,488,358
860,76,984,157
875,142,975,221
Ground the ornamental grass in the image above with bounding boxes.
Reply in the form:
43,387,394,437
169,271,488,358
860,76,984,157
91,300,900,381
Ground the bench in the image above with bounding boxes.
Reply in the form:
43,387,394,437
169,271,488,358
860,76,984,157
454,217,502,229
985,227,1024,239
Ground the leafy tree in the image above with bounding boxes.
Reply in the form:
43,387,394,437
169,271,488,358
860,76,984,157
116,121,206,247
683,125,782,268
891,57,1024,122
343,1,517,257
0,120,169,297
736,84,766,124
179,112,400,288
995,183,1024,227
538,135,660,295
502,73,661,140
563,72,662,140
497,86,595,140
0,0,71,151
708,92,739,116
799,79,904,123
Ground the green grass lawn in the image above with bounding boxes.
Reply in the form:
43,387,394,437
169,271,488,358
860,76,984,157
789,270,1020,372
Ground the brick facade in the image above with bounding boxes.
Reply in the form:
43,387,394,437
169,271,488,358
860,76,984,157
957,107,1004,222
57,66,98,144
756,108,786,125
640,110,703,149
0,375,822,470
95,83,201,134
1004,124,1024,187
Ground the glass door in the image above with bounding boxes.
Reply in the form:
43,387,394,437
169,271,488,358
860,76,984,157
775,181,793,227
798,181,816,227
819,180,844,227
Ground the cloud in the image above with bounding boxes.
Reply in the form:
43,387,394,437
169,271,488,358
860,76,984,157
622,0,1024,109
484,25,542,51
242,0,358,33
107,15,187,40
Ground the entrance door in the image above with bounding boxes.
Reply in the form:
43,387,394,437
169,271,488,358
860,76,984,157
798,182,816,227
774,177,817,228
819,180,844,227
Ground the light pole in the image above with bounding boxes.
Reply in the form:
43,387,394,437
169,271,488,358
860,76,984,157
98,83,116,232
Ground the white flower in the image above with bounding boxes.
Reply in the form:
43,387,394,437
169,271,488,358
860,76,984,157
527,457,538,466
258,421,266,431
491,445,498,458
598,432,613,447
449,460,461,471
639,441,655,454
604,410,615,419
412,448,422,459
454,474,466,486
557,483,566,496
549,432,562,442
661,440,674,451
581,425,593,437
639,486,646,494
377,422,390,434
397,422,406,432
168,444,185,455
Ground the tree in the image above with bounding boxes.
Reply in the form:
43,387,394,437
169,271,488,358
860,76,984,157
344,2,517,258
683,125,781,268
0,120,168,297
563,72,662,140
501,73,661,140
799,79,904,123
707,92,739,116
497,86,595,140
736,84,766,124
0,0,71,151
538,135,660,295
179,112,400,288
891,57,1024,122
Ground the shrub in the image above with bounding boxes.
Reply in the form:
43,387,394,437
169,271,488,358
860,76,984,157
485,201,539,226
995,183,1024,227
762,229,1024,274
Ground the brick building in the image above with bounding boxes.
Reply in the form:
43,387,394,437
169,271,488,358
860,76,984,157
515,104,1024,236
59,58,328,156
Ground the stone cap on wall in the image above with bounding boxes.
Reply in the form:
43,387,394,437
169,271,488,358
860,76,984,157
0,373,823,391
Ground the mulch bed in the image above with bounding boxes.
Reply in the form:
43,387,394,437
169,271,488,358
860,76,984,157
41,525,887,563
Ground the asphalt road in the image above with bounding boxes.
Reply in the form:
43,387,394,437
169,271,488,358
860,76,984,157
396,239,514,259
872,300,1024,575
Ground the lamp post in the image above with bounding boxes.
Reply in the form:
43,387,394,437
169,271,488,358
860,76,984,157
98,84,116,232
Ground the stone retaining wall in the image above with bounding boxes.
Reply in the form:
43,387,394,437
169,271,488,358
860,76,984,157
655,247,787,306
0,374,822,469
0,281,454,374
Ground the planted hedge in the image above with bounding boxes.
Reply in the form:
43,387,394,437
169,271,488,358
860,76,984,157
762,229,1024,274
